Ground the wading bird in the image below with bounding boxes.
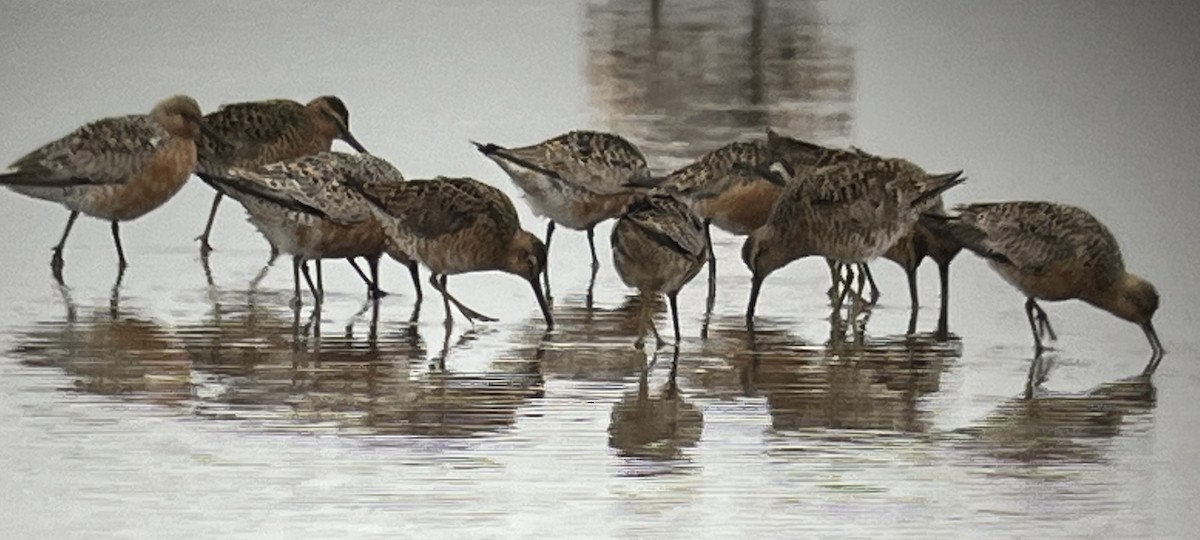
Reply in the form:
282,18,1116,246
611,194,706,348
742,157,964,332
203,152,405,309
920,201,1163,374
0,95,214,282
473,131,654,299
351,176,553,330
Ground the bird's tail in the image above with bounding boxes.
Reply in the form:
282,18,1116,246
470,140,501,156
470,140,563,181
918,211,1007,263
0,172,92,187
201,169,329,219
912,170,965,209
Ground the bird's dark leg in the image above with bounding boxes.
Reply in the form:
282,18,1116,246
543,221,555,300
905,264,919,336
290,256,304,310
853,263,868,303
587,226,600,272
648,296,665,349
587,226,598,309
833,264,854,312
1024,297,1049,356
634,294,648,349
1024,355,1044,400
826,258,840,300
704,220,716,313
1029,298,1057,341
438,274,452,330
301,260,320,308
407,261,423,301
862,263,880,304
347,258,373,294
367,254,386,298
50,211,79,282
430,273,497,325
669,292,681,345
110,221,128,271
935,260,951,341
197,192,222,256
316,260,325,305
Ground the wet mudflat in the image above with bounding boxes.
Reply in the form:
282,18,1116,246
2,1,1199,538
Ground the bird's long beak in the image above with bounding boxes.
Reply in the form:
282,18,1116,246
531,277,554,330
340,131,369,154
1142,321,1166,375
746,274,763,333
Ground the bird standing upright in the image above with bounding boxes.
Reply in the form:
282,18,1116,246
0,95,213,282
195,95,368,254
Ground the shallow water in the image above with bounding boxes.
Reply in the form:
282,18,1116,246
2,1,1199,538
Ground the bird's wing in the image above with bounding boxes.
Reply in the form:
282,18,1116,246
196,101,311,171
2,115,168,187
955,202,1082,271
476,131,648,195
624,195,707,257
210,153,373,224
356,177,510,240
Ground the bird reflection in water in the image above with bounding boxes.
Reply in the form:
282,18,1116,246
176,289,545,438
710,321,955,434
608,347,703,472
518,295,657,382
361,337,545,438
955,372,1155,467
743,330,958,434
9,284,192,407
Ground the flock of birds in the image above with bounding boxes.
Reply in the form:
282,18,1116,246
0,94,1165,376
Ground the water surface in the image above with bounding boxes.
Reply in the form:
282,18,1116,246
1,1,1198,538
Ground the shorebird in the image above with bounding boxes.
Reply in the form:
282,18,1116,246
919,201,1164,374
195,95,367,253
656,129,864,310
0,95,213,282
742,157,964,331
349,176,553,330
766,130,963,336
472,131,653,298
202,152,405,309
611,194,706,348
193,96,401,298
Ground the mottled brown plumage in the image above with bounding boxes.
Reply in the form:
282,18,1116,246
204,152,403,308
743,156,964,331
0,95,209,281
611,194,706,348
768,128,963,338
195,95,367,254
921,201,1163,373
352,176,553,330
474,131,652,295
658,129,868,312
